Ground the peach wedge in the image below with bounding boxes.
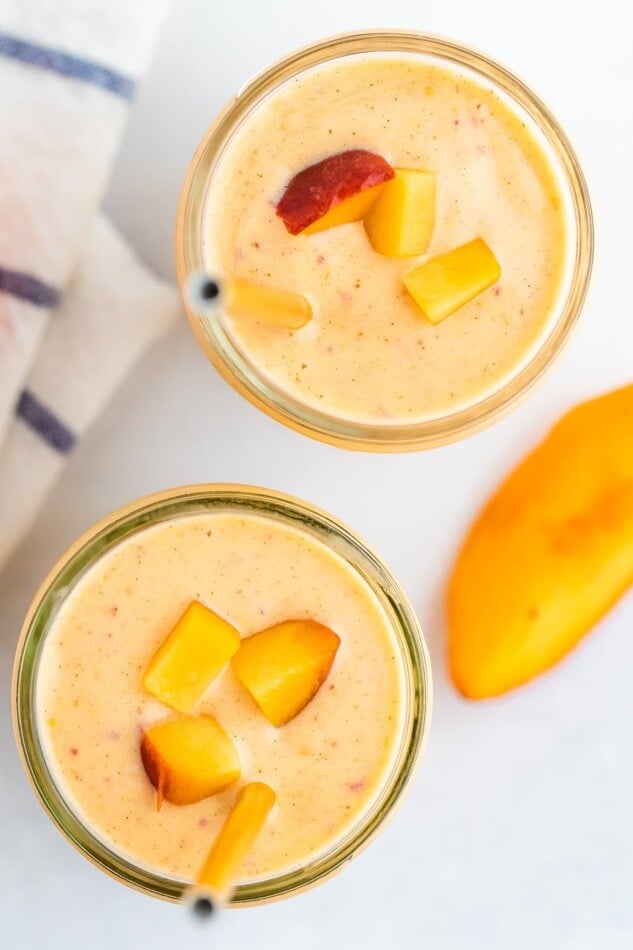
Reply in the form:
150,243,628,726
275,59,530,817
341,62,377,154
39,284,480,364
194,782,276,900
448,384,633,699
403,238,501,324
140,716,240,808
143,601,240,713
364,168,436,257
231,620,340,726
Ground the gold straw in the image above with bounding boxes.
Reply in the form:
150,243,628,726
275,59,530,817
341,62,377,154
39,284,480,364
187,272,312,329
189,782,276,916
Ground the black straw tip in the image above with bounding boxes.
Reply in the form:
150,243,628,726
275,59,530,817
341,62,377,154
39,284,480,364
192,895,216,919
199,279,220,301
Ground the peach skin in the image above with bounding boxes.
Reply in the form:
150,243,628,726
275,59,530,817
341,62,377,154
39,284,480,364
364,168,436,257
447,384,633,699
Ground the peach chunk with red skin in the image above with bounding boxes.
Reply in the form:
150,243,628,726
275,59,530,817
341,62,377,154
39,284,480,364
140,715,240,809
276,150,394,235
231,619,341,726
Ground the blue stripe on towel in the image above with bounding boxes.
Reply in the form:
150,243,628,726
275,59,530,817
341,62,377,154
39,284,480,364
16,390,76,454
0,266,61,308
0,32,135,99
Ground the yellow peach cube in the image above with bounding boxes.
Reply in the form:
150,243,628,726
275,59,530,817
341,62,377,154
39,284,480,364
276,149,394,234
142,601,240,713
231,619,340,727
448,384,633,699
402,238,501,324
140,715,240,808
364,168,436,256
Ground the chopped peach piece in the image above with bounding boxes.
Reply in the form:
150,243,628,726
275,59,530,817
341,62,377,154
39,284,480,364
364,168,436,256
231,620,340,726
142,601,240,713
140,716,240,808
402,238,501,324
448,383,633,698
276,150,394,235
227,278,312,328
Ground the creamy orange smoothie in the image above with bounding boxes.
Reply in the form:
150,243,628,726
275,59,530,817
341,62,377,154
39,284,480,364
176,32,593,450
201,51,570,426
33,500,414,888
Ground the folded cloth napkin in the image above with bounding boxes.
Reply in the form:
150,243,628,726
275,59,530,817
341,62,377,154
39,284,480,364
0,0,180,573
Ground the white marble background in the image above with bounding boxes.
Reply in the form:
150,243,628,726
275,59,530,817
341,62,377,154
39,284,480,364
1,0,632,947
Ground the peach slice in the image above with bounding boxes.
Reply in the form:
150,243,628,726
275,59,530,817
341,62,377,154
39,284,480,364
276,150,394,236
231,619,340,726
364,168,436,256
448,383,633,699
402,238,501,324
140,716,240,809
142,601,240,713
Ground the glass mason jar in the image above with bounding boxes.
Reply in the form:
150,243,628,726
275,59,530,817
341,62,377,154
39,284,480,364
13,484,431,904
175,30,593,452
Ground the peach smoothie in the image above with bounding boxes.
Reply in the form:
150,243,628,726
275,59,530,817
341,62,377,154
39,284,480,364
32,495,421,891
179,33,591,449
203,52,568,424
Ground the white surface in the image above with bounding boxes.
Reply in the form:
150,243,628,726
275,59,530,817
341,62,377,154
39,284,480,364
1,0,632,947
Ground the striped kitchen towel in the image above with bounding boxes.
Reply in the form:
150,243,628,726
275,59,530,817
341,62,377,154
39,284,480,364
0,1,180,572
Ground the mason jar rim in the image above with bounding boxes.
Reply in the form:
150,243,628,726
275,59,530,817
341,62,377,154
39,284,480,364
175,29,593,452
12,483,431,905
